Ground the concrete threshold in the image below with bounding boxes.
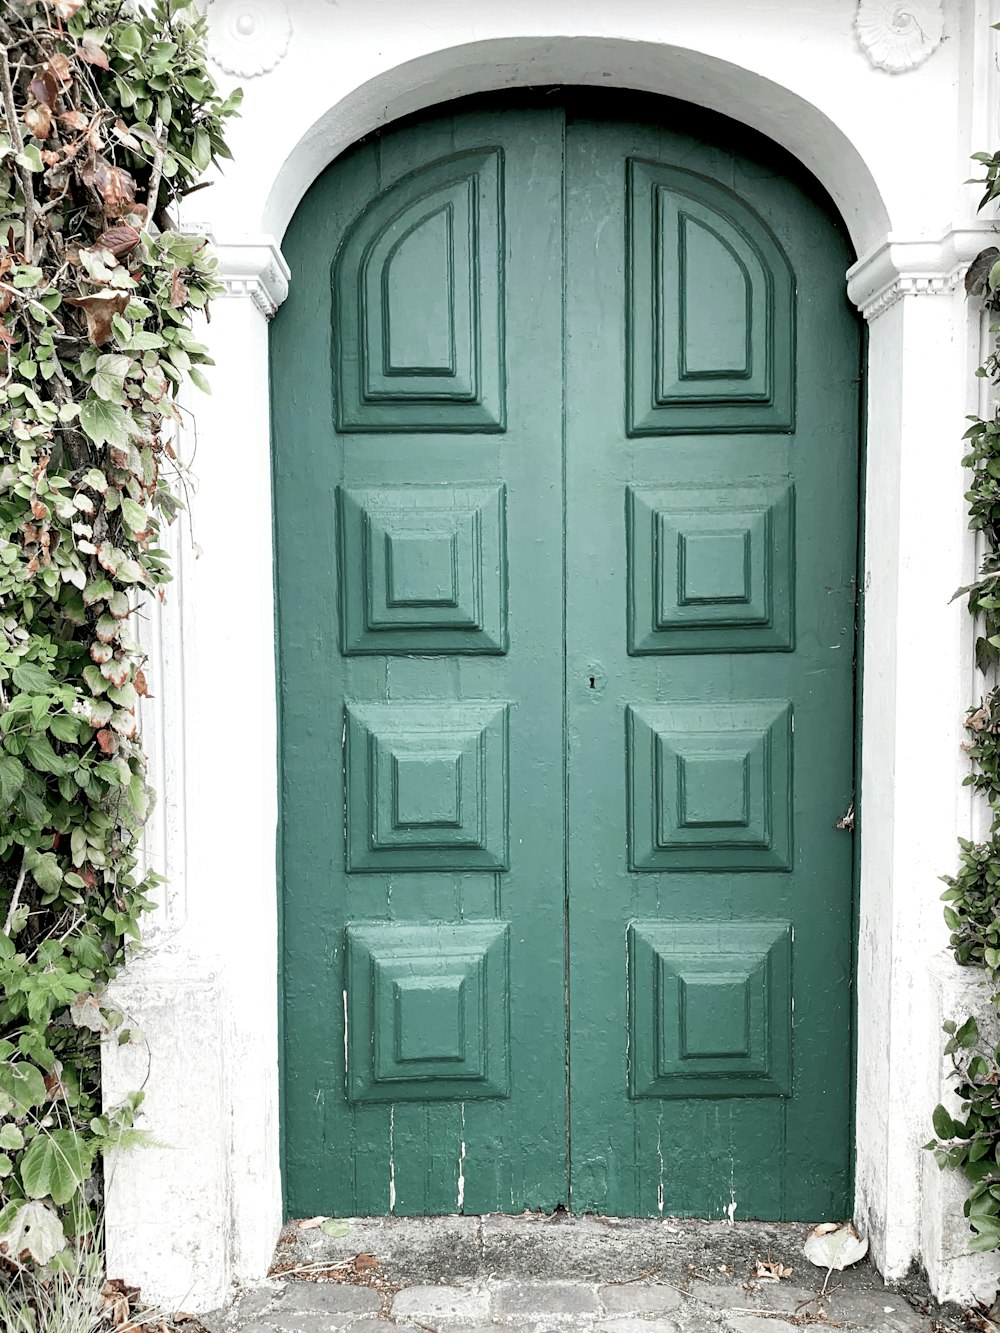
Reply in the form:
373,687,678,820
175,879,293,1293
204,1214,980,1333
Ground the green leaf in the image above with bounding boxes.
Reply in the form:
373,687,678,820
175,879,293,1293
0,755,25,811
0,1200,66,1265
933,1104,960,1140
79,398,130,449
117,23,143,56
319,1218,351,1237
0,1062,47,1114
49,715,80,743
958,1016,981,1049
15,145,44,173
120,498,148,533
91,354,132,403
11,663,53,693
29,853,62,895
23,733,69,775
21,1130,92,1206
188,366,212,394
0,1124,24,1150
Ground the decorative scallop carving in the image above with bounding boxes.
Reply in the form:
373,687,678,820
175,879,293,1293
855,1,944,73
206,0,291,78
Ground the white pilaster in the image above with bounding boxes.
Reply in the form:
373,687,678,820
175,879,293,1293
102,239,289,1310
849,227,986,1290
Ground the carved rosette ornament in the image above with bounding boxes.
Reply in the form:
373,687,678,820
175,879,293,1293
855,0,944,72
207,0,291,78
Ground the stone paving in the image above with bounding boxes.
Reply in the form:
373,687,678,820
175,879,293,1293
203,1215,984,1333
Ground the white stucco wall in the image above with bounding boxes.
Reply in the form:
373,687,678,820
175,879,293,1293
101,0,1000,1310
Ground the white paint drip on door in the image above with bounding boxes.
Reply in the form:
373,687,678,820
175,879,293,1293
388,1107,396,1212
656,1115,665,1215
457,1104,467,1210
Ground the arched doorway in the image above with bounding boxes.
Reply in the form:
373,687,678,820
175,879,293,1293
272,89,861,1221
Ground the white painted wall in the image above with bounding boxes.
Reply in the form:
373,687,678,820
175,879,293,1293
101,0,1000,1310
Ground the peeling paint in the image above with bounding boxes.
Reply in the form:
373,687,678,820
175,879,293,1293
458,1104,467,1211
389,1106,396,1212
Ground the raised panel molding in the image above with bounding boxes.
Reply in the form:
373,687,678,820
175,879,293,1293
627,160,795,435
338,486,507,654
346,921,510,1102
333,148,506,432
628,921,792,1098
345,702,509,872
627,701,792,871
627,482,794,654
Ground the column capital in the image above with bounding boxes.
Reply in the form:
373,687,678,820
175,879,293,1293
210,233,290,319
847,222,997,321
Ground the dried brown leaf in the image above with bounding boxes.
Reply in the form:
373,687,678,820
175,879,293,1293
96,224,141,259
23,103,52,139
46,53,73,88
96,728,116,754
65,291,129,347
29,70,58,110
169,267,189,308
80,155,136,212
79,38,111,70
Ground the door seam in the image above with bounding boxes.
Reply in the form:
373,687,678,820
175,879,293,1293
560,106,572,1210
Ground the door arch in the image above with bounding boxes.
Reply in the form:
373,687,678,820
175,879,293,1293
272,90,861,1220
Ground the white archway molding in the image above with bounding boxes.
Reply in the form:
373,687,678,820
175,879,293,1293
103,0,1000,1313
253,36,891,256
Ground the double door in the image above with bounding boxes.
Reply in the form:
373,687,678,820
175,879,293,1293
274,92,860,1219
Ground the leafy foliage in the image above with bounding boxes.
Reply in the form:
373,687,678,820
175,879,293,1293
931,61,1000,1250
0,0,238,1265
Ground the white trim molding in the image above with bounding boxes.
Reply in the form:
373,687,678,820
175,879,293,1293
212,234,290,318
847,222,999,320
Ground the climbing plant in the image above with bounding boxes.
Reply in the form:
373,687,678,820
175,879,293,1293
0,0,238,1265
930,101,1000,1253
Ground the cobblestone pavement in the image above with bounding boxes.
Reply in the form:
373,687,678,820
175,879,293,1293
202,1215,984,1333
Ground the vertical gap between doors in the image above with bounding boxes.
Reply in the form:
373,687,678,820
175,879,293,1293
559,107,572,1208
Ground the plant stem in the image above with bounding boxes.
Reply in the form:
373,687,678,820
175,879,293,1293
4,850,29,937
144,116,165,231
0,41,35,263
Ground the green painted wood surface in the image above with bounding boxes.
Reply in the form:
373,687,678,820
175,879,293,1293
273,92,860,1221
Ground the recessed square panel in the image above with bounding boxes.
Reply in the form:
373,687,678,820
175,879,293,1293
386,530,459,607
346,702,508,872
678,751,749,828
627,701,792,871
395,977,465,1063
681,975,750,1058
392,752,462,829
338,486,507,654
680,529,750,605
628,920,792,1098
627,483,794,654
347,921,509,1102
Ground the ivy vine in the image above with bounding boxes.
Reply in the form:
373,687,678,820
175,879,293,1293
0,0,238,1267
929,94,1000,1253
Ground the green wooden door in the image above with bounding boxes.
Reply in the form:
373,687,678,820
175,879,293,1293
273,92,860,1222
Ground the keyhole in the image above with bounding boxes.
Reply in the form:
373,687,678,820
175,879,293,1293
588,676,596,690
